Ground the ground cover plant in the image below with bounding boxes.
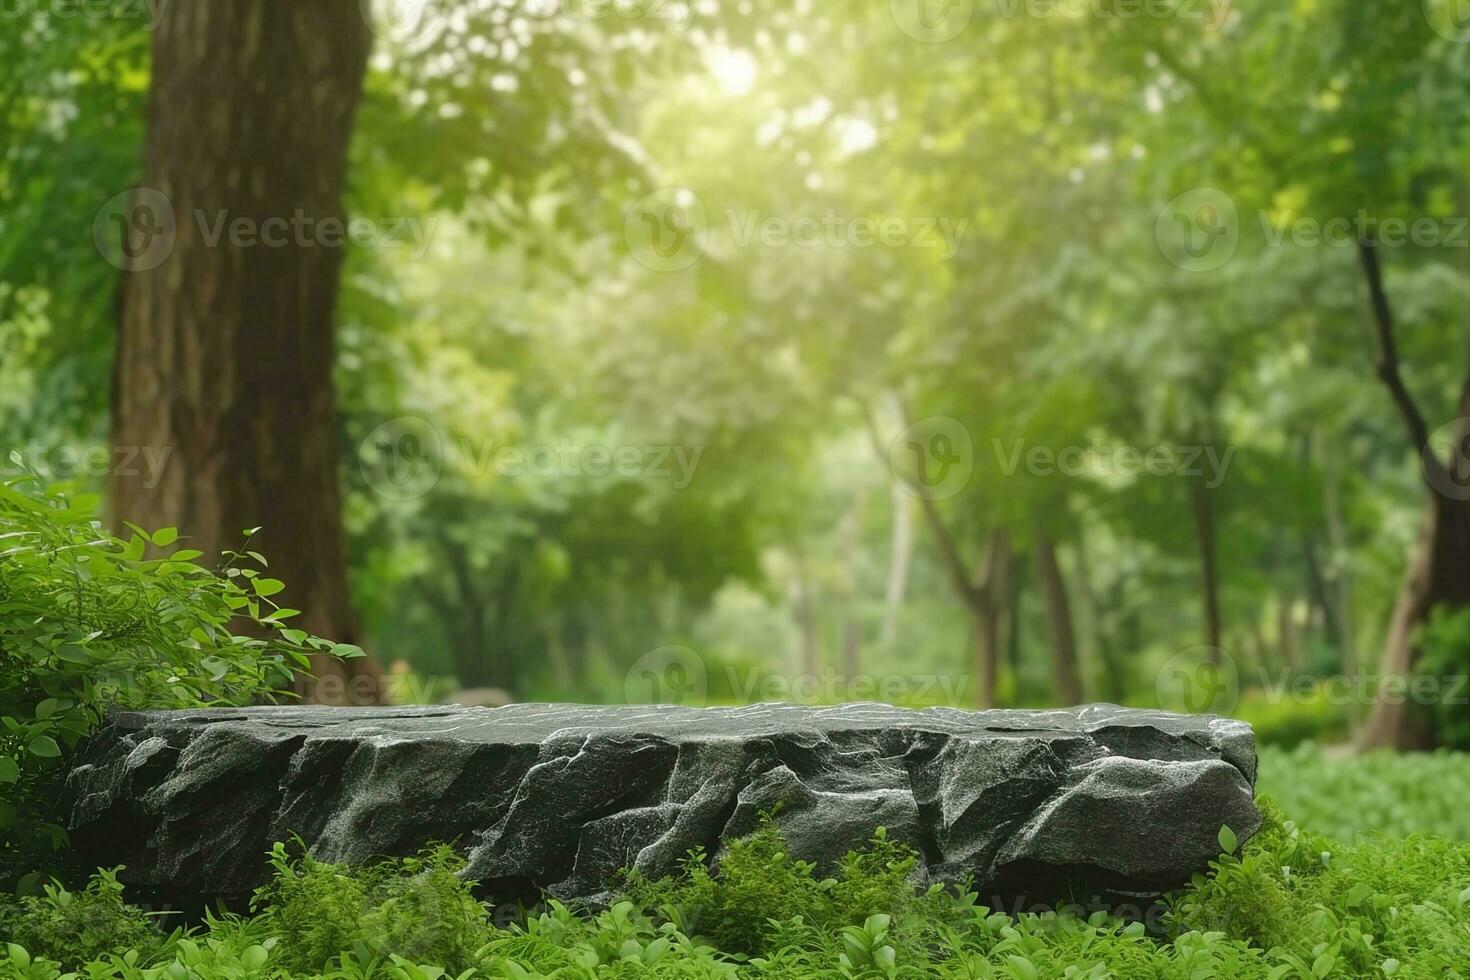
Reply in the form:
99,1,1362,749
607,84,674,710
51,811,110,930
1257,744,1470,842
2,794,1468,979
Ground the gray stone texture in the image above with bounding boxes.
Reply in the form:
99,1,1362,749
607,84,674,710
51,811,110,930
64,702,1260,904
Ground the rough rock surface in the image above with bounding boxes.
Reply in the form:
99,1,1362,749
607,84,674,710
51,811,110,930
64,703,1260,904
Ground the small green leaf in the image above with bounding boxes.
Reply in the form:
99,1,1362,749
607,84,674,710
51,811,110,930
35,698,60,721
252,577,286,597
199,657,232,682
0,757,19,784
27,736,61,759
1218,825,1239,855
153,526,179,546
54,644,91,665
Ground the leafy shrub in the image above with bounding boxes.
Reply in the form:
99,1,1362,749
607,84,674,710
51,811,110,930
0,470,355,888
2,800,1470,978
0,867,159,968
623,814,932,955
1416,605,1470,750
253,841,372,973
256,840,489,974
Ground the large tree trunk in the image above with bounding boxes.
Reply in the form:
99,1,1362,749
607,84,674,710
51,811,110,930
110,2,379,703
1358,495,1470,748
1035,533,1084,706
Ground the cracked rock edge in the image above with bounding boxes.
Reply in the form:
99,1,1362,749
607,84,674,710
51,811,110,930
63,702,1261,904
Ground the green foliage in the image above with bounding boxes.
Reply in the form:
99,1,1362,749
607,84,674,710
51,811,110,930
0,867,158,967
6,787,1470,977
1258,744,1470,841
255,841,489,975
1415,606,1470,750
623,816,929,956
1233,691,1350,750
0,474,341,888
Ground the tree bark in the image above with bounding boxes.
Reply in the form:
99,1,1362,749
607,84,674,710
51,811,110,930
790,546,819,678
1190,477,1224,657
1035,533,1084,706
880,477,914,651
1323,456,1360,723
977,530,1011,707
110,2,379,703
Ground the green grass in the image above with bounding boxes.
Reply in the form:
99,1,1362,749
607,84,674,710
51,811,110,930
1259,744,1470,841
3,783,1470,979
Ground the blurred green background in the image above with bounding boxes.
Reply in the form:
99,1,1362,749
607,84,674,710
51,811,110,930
2,0,1469,764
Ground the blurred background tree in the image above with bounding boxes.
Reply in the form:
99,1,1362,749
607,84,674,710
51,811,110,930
1,0,1466,748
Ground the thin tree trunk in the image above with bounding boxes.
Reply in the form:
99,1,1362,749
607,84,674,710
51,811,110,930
1357,240,1470,748
881,478,914,650
1035,533,1084,706
856,395,1003,706
791,546,819,678
1323,456,1359,724
1277,593,1301,671
110,1,378,703
1007,556,1024,678
977,530,1011,707
841,490,866,681
1074,530,1126,702
1191,478,1224,657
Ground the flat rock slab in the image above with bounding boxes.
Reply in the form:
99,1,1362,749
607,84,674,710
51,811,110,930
64,703,1259,905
